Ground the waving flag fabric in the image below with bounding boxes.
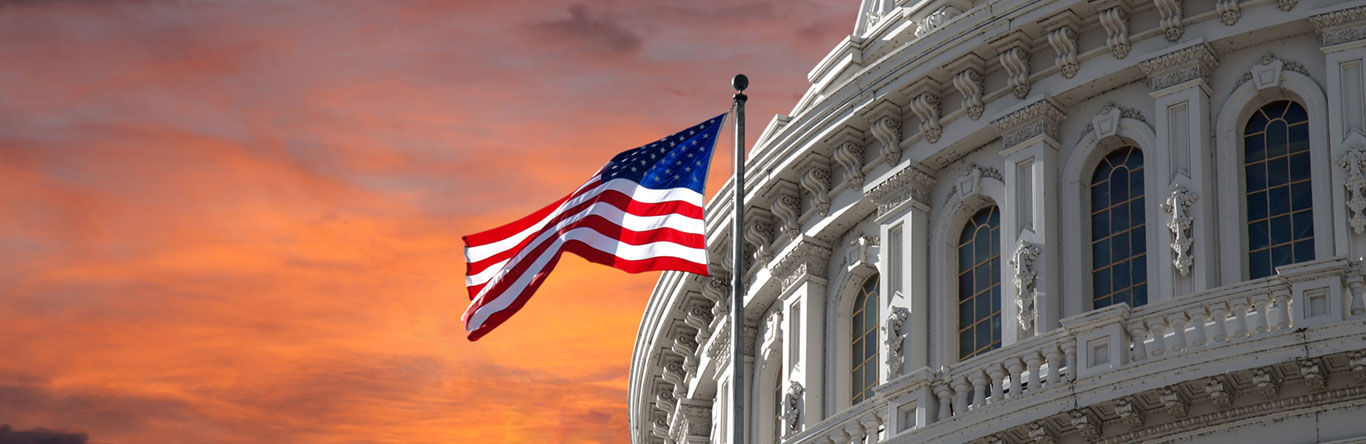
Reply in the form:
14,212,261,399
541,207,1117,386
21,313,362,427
461,114,726,340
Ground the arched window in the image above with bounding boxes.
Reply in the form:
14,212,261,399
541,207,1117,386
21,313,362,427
1245,100,1313,279
850,274,879,404
1090,147,1147,309
958,207,1001,360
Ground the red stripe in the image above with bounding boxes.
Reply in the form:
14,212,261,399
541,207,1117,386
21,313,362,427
463,213,707,326
463,188,703,278
464,238,707,341
461,180,593,247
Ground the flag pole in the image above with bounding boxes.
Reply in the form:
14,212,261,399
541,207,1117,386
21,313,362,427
730,74,748,444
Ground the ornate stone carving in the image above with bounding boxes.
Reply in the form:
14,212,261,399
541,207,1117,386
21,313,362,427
911,92,943,143
1027,421,1055,444
1350,351,1366,384
771,194,801,240
1154,0,1184,42
1114,396,1145,427
1252,367,1280,398
1047,26,1079,79
772,239,833,292
673,400,712,442
953,68,985,120
1000,47,1032,99
1205,376,1233,408
673,331,700,372
835,141,866,190
684,305,714,345
656,389,676,412
1010,241,1042,332
872,115,903,166
1310,6,1366,47
1217,0,1240,25
782,381,804,435
990,98,1065,149
707,279,732,322
1070,409,1101,440
1137,43,1219,92
1160,386,1188,417
662,360,688,398
1338,146,1366,234
1162,185,1198,276
915,6,961,38
886,306,911,377
867,163,936,216
1083,101,1148,140
706,322,730,360
801,167,832,217
745,220,774,265
1098,7,1130,59
651,416,670,439
1278,0,1297,11
1300,358,1326,391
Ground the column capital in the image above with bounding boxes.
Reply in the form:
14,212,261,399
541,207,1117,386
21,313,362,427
990,96,1066,152
772,237,833,293
1310,5,1366,48
1137,40,1219,92
868,160,937,218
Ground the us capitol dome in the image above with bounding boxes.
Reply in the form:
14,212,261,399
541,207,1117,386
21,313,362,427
629,0,1366,442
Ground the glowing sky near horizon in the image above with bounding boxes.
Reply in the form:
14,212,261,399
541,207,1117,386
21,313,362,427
0,0,856,442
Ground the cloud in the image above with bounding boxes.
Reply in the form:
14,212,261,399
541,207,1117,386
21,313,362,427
0,426,88,444
530,4,643,55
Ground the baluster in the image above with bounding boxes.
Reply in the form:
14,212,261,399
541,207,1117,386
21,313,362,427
987,364,1006,403
1208,302,1229,343
1186,307,1209,347
1025,352,1043,394
1348,273,1366,316
1127,323,1149,361
1146,318,1168,358
1166,313,1188,353
1044,345,1063,386
861,412,883,443
970,371,988,409
1250,293,1272,334
934,383,954,420
1005,358,1025,399
952,377,971,414
846,421,866,444
1272,287,1292,330
1231,297,1252,337
1063,339,1077,381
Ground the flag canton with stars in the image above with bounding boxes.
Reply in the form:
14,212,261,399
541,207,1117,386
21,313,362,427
601,114,725,193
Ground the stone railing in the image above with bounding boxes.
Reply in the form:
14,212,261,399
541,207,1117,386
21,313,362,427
788,257,1366,444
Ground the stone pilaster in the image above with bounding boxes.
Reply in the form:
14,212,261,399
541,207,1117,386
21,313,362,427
991,97,1065,340
1314,5,1366,259
1138,41,1219,298
769,236,831,424
870,162,937,375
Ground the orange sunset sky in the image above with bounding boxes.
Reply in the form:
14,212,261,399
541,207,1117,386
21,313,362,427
0,1,856,442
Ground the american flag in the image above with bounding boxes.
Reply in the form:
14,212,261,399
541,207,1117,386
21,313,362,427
461,114,726,340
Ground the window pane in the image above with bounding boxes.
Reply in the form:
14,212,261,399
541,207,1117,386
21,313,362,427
960,330,973,357
958,207,1000,359
1294,239,1314,262
1291,181,1313,211
1111,201,1129,230
1246,163,1267,191
1269,186,1290,216
1248,191,1269,221
1092,161,1112,185
1270,215,1292,246
975,263,991,290
959,272,973,301
975,227,990,266
1113,260,1132,289
1250,250,1271,279
1091,182,1109,211
1246,110,1268,136
1093,238,1110,265
1272,244,1293,269
1245,132,1265,162
959,300,973,326
975,322,991,352
1265,100,1289,118
1289,123,1309,153
1132,200,1146,226
1267,156,1288,188
1093,268,1112,296
1132,226,1147,254
1285,101,1307,123
1112,289,1131,307
1134,283,1149,306
1133,255,1148,285
1111,169,1129,204
1092,212,1110,240
1267,120,1288,158
1249,220,1270,250
1112,231,1130,260
1294,210,1314,240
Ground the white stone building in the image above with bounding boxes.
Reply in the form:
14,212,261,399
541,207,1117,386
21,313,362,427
628,0,1366,443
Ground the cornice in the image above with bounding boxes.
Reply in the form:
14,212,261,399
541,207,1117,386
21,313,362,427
990,96,1066,150
1309,4,1366,47
867,161,937,216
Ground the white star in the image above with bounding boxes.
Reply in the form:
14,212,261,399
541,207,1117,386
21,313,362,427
631,167,638,172
673,174,681,179
684,166,692,172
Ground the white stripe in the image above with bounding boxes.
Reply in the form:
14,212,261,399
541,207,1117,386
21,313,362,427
464,178,703,263
464,198,705,288
463,226,707,332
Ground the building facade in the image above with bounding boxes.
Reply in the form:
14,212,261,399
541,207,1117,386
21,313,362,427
628,0,1366,443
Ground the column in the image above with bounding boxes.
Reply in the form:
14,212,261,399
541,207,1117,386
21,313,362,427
869,162,937,378
991,97,1066,341
1138,40,1220,298
1312,5,1366,259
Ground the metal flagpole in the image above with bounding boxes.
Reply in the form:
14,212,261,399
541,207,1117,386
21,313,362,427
730,74,748,444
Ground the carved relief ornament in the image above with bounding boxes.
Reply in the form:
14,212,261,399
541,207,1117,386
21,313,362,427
782,381,804,435
1309,6,1366,47
867,162,936,216
1010,240,1042,332
1137,43,1219,92
990,98,1066,149
885,306,910,377
1337,145,1366,234
1162,185,1198,276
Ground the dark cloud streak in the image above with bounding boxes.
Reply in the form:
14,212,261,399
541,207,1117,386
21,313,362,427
530,4,643,55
